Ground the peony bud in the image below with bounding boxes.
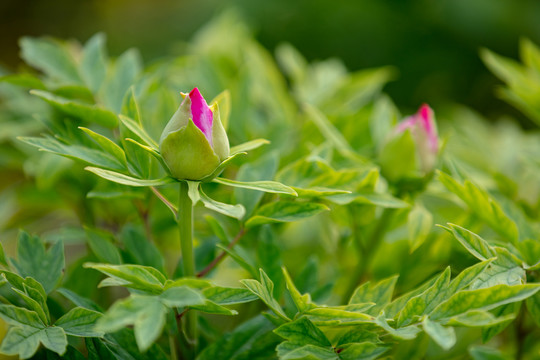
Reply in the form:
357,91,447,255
160,88,229,180
378,104,439,185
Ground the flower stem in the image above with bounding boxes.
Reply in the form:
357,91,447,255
178,182,197,348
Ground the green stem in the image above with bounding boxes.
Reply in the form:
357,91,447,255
343,207,395,302
178,182,198,349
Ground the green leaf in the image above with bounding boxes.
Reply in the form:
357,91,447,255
430,284,540,321
303,103,356,158
234,152,279,217
349,275,398,315
85,229,122,265
373,313,421,340
305,307,373,325
121,225,165,274
57,288,103,312
437,172,519,242
444,260,493,296
338,342,389,360
283,267,314,313
80,33,108,93
55,307,104,337
274,317,331,347
85,167,176,187
159,286,206,308
276,342,338,360
11,231,64,294
101,49,142,113
20,36,82,84
230,138,270,155
408,204,433,252
96,296,167,352
19,136,125,171
0,305,44,328
0,242,8,267
199,188,245,219
440,224,495,261
246,201,329,228
196,315,279,360
30,90,118,127
397,268,451,327
241,269,290,322
469,345,511,360
526,291,540,327
445,310,515,327
470,247,525,289
0,73,46,89
11,286,49,325
369,94,398,150
118,115,159,150
0,325,67,359
422,317,456,350
213,177,297,196
202,286,258,305
79,127,126,165
84,263,166,294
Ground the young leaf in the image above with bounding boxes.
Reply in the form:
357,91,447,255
283,267,314,313
241,269,290,322
439,224,495,261
430,284,540,321
19,136,125,171
202,286,258,305
118,115,159,150
199,188,245,220
80,33,108,93
20,36,82,84
422,317,456,350
437,172,519,242
246,201,329,228
338,342,389,360
213,177,297,196
0,325,67,359
84,263,166,294
229,138,270,155
85,167,176,187
30,90,118,127
79,127,126,165
55,307,104,337
101,49,142,114
11,231,64,294
274,317,331,347
349,275,398,315
0,305,44,328
407,204,433,252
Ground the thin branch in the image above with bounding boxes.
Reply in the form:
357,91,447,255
197,227,246,278
150,186,178,215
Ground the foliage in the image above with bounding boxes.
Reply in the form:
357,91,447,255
0,13,540,360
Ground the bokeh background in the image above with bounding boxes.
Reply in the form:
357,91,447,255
1,0,540,127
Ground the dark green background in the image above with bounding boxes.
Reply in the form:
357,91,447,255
1,0,539,123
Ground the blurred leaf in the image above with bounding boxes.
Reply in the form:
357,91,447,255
407,204,433,252
274,317,331,347
85,228,122,265
101,49,142,113
30,90,118,127
230,138,270,155
121,225,165,274
438,172,519,242
422,317,456,350
20,136,125,171
338,342,389,360
19,36,82,84
80,33,108,93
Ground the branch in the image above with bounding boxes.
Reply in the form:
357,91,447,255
150,186,178,216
